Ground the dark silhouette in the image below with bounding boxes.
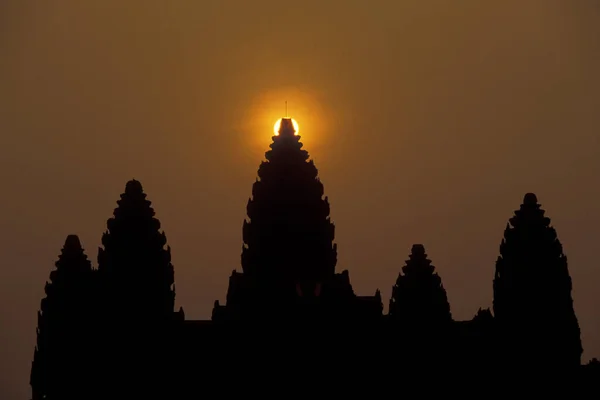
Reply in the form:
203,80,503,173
493,193,583,370
97,179,175,321
30,235,94,400
212,118,379,324
94,179,176,399
222,117,337,316
389,244,452,325
242,118,336,283
30,119,598,396
386,244,454,370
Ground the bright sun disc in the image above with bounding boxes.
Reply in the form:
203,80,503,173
273,118,299,136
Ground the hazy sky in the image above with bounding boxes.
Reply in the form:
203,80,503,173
1,1,599,398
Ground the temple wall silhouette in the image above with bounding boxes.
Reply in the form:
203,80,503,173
30,118,598,398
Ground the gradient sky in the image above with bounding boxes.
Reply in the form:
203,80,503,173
1,1,599,398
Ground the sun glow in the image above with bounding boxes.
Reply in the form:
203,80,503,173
273,118,299,136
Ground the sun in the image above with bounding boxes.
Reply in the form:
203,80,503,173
273,118,299,136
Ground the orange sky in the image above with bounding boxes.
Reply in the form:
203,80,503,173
1,1,599,398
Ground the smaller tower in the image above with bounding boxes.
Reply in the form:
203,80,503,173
94,180,178,399
31,235,95,400
97,179,175,322
493,193,582,368
389,244,452,326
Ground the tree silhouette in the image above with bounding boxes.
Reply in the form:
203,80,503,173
493,193,582,368
97,179,175,320
389,244,452,326
242,118,336,289
30,235,94,400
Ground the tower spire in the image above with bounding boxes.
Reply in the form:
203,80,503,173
241,112,336,283
493,193,582,367
285,101,288,117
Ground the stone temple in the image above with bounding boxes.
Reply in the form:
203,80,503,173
30,117,595,399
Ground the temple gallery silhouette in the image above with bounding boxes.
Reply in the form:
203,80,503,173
31,118,598,398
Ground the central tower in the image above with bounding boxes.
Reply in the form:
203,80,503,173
210,116,357,322
242,117,337,287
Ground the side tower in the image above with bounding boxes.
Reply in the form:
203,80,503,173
30,235,95,400
388,244,452,326
94,180,177,398
97,179,175,321
493,193,582,368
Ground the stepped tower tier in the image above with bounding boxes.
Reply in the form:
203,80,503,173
242,117,337,287
493,193,582,368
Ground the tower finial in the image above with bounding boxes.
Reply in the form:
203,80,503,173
285,101,287,117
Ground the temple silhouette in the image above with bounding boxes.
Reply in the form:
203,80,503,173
30,118,599,398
